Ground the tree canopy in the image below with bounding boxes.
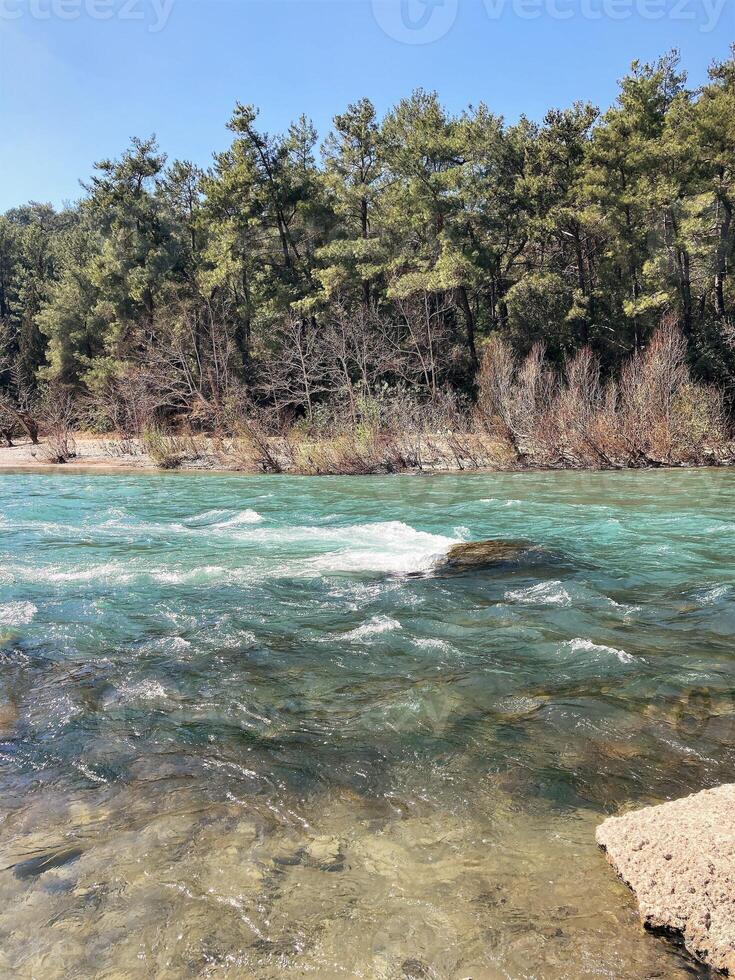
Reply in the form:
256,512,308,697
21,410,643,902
2,49,734,431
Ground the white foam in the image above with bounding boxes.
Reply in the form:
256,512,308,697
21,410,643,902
0,600,37,626
505,581,572,607
695,584,731,605
95,507,265,538
186,508,230,523
3,520,455,586
209,507,263,531
414,637,455,653
72,761,108,784
47,563,135,584
608,598,642,617
151,569,189,585
344,615,402,641
308,521,456,575
0,563,135,585
118,680,169,701
565,638,635,664
151,565,228,585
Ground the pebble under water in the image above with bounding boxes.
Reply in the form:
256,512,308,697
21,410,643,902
1,468,733,978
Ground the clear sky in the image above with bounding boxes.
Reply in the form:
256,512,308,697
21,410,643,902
1,0,733,210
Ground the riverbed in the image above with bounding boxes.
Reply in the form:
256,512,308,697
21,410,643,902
1,469,732,977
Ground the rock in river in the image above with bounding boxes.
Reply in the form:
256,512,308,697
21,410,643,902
437,539,545,574
597,783,735,974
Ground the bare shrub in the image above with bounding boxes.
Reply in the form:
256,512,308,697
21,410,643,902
142,428,204,470
672,382,726,457
478,338,555,460
321,301,394,423
214,415,284,473
535,347,623,468
287,431,385,476
607,321,730,465
103,437,144,459
256,314,333,422
84,298,248,437
40,388,77,464
0,324,40,446
477,322,732,469
84,366,160,436
276,384,499,474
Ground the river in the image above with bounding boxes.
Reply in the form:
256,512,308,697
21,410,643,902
1,469,732,977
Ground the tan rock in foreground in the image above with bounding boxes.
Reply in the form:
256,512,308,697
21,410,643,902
597,784,735,974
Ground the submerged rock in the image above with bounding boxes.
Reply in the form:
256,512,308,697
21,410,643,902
597,783,735,974
13,847,84,880
305,835,345,871
0,696,18,735
436,539,546,574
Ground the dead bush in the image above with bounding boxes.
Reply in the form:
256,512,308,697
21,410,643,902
142,428,205,470
477,322,732,468
40,388,77,464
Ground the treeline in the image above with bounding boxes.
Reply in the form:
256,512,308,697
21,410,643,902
0,49,734,459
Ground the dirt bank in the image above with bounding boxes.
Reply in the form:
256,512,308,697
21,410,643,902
1,433,733,476
0,437,158,471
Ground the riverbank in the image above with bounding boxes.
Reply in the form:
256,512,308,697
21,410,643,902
0,431,510,474
1,432,734,475
0,436,155,471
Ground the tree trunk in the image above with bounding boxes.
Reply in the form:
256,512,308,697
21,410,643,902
572,224,589,346
17,410,39,444
457,286,478,372
714,197,732,320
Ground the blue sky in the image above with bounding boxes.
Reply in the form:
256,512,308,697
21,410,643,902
1,0,733,210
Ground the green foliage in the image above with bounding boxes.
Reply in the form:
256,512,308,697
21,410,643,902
3,48,735,425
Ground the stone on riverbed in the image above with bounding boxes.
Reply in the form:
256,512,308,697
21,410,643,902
596,783,735,974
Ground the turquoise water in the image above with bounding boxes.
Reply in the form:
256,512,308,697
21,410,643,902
1,469,733,978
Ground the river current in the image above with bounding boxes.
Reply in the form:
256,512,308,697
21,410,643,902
1,469,733,978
